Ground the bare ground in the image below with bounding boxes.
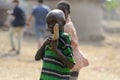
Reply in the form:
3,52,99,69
0,27,120,80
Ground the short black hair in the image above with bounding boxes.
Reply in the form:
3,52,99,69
46,9,66,31
38,0,44,3
57,0,70,14
13,0,19,4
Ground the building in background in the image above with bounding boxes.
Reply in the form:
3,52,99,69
26,0,105,41
1,0,106,41
0,0,27,27
0,0,11,26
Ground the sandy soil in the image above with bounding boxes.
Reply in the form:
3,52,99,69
0,28,120,80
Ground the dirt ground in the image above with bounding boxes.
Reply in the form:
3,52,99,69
0,23,120,80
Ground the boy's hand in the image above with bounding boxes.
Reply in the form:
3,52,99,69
50,40,58,51
7,10,12,14
44,38,51,45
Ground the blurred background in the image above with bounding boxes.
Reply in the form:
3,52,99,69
0,0,120,80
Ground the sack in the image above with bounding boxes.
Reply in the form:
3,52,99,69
71,48,89,71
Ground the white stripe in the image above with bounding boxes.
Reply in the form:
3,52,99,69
42,70,70,77
44,58,63,65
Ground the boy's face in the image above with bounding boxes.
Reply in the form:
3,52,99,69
46,9,65,34
12,2,18,8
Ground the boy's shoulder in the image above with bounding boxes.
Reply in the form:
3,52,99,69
60,32,70,37
60,32,71,43
63,32,69,36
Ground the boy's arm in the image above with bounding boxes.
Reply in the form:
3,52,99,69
55,48,75,69
27,7,35,27
35,39,50,61
26,15,33,27
7,10,16,21
51,40,75,69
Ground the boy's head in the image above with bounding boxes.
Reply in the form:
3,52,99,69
57,0,70,19
38,0,44,3
12,0,19,7
46,9,66,34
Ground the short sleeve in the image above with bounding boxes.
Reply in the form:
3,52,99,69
60,34,75,64
46,7,50,13
31,6,36,15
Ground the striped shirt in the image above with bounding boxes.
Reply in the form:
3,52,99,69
40,32,75,80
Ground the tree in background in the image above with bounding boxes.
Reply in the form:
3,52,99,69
103,0,120,20
105,0,120,10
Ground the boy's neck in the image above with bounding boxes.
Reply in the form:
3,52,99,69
38,3,43,5
59,31,64,34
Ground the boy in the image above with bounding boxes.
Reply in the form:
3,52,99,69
35,9,75,80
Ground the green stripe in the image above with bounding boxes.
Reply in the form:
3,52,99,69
67,56,74,63
40,74,59,80
43,62,70,73
43,62,62,71
45,50,59,58
63,48,72,55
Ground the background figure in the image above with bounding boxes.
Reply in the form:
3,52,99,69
27,0,50,48
57,1,89,80
9,0,26,54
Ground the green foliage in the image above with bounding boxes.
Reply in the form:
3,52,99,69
106,0,120,10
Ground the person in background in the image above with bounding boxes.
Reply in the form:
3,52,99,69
9,0,26,54
27,0,50,48
57,0,89,80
